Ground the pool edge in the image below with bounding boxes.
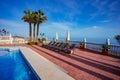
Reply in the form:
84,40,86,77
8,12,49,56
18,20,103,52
20,47,75,80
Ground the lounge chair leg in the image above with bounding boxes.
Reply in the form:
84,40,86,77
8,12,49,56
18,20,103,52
72,48,76,54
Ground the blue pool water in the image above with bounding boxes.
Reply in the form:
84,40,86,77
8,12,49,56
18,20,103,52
0,48,40,80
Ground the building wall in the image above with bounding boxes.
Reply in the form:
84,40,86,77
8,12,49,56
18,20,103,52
0,35,28,44
0,36,13,44
13,37,28,44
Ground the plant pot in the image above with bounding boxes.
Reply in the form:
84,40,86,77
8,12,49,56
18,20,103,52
102,49,109,55
80,46,85,49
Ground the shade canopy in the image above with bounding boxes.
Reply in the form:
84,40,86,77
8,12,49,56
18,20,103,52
55,32,58,41
66,31,70,42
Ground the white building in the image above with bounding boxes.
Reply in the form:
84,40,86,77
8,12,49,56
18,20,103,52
0,33,13,44
13,36,28,44
0,33,28,44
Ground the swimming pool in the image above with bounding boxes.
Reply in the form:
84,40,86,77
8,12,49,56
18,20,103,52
0,48,40,80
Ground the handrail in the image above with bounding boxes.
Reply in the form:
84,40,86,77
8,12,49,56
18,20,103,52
68,40,120,57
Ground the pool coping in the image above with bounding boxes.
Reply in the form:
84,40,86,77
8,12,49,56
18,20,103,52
20,47,75,80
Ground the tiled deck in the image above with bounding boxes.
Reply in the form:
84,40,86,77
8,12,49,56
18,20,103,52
1,44,120,80
28,45,120,80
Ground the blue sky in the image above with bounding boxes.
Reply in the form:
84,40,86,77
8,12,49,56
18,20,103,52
0,0,120,40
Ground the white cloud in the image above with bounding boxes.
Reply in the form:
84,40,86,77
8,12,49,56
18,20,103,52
100,20,111,23
0,19,28,37
0,19,27,27
40,22,120,40
0,19,119,39
40,22,73,39
93,26,99,29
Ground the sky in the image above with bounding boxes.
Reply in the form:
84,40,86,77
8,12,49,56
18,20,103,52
0,0,120,41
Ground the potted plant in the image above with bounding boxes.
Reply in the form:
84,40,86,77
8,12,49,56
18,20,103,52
102,44,110,55
80,42,85,49
42,37,46,44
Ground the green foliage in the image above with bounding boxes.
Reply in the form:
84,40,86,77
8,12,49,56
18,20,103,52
80,42,85,46
27,42,40,45
22,9,47,43
27,42,35,45
102,44,110,50
35,42,40,45
115,35,120,44
42,37,46,41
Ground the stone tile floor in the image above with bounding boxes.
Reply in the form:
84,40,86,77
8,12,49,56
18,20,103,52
29,45,120,80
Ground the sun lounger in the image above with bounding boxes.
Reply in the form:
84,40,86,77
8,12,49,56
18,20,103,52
63,44,76,54
53,42,64,51
42,41,52,47
42,41,76,54
58,43,69,52
49,42,60,50
46,41,56,49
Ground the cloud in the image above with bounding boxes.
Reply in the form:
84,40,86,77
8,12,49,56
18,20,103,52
41,22,120,39
69,25,120,39
108,1,120,11
0,19,28,37
54,0,83,20
0,19,119,39
100,20,111,23
40,22,72,37
88,0,109,21
89,0,120,21
92,26,99,29
0,19,27,27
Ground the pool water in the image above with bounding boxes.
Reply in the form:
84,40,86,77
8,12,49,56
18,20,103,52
0,48,40,80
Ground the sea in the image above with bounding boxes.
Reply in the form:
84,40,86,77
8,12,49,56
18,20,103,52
47,37,119,46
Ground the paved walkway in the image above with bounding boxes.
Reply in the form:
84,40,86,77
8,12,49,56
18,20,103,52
1,44,120,80
29,45,120,80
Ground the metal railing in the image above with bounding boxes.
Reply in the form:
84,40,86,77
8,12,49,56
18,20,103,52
109,45,120,57
69,41,120,57
85,42,103,53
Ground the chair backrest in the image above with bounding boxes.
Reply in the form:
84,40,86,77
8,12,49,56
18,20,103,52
63,43,69,48
70,44,76,49
52,42,59,46
58,43,63,47
48,41,52,45
50,41,56,45
55,42,61,47
55,42,60,46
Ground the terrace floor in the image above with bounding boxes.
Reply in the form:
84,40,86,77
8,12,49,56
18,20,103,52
0,44,120,80
28,45,120,80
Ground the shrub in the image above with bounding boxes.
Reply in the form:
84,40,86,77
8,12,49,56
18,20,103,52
102,44,110,50
42,37,46,41
28,42,40,45
80,42,85,46
27,42,35,45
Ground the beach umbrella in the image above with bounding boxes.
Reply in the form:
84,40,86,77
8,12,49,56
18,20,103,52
66,31,70,43
84,38,86,48
106,38,110,45
55,32,58,41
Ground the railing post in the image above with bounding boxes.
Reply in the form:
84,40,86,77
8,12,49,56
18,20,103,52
102,38,110,55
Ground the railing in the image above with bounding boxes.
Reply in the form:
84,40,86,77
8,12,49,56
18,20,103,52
109,45,120,57
85,42,103,53
69,41,120,57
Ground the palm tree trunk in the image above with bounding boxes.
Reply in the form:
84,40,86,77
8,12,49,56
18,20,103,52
29,23,32,42
36,23,40,43
33,23,36,42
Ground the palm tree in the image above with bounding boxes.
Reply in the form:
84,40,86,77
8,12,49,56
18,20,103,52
31,12,37,42
22,9,33,42
115,35,120,45
36,10,47,42
2,29,6,35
